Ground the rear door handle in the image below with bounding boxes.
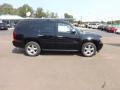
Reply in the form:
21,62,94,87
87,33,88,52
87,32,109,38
57,36,64,37
38,35,44,37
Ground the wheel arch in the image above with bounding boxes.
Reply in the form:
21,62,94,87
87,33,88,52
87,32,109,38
81,39,100,51
24,38,41,48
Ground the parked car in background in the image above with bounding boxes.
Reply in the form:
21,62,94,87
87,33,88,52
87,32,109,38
115,27,120,34
0,23,8,30
91,23,100,29
106,26,117,33
87,23,100,29
99,25,108,31
98,25,103,30
79,24,86,28
87,23,92,28
102,25,108,31
13,19,103,57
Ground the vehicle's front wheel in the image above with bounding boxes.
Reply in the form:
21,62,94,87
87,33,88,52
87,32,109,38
81,42,97,57
25,41,41,56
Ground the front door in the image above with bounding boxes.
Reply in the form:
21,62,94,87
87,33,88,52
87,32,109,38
55,23,80,50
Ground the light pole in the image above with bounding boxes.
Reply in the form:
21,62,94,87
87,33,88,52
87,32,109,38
81,16,82,24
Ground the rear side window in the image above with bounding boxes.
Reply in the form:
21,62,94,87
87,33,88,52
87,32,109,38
39,21,56,35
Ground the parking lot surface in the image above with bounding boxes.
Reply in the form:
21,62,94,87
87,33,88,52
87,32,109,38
0,29,120,90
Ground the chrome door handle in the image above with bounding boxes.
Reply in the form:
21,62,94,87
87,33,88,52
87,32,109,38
57,36,64,37
38,35,44,37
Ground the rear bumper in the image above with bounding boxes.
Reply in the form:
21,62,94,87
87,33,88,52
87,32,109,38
12,40,25,48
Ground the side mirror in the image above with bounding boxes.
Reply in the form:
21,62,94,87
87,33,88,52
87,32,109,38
71,29,76,34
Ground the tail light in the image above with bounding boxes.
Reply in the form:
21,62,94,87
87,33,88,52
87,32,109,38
13,31,16,40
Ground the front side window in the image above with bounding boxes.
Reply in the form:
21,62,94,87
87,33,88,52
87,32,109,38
58,23,71,33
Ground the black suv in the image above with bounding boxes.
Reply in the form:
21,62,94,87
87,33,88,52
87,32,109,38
13,19,103,57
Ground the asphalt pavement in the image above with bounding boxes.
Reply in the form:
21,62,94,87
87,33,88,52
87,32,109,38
0,28,120,90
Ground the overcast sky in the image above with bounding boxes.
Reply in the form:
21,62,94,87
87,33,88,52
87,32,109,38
0,0,120,21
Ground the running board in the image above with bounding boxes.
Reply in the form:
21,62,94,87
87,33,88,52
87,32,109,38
42,49,79,52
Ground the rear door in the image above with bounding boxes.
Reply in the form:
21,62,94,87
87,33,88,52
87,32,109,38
38,20,57,49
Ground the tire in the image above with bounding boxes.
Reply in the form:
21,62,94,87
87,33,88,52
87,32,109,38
25,41,41,56
81,42,97,57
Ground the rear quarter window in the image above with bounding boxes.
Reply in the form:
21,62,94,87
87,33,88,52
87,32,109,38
15,20,38,34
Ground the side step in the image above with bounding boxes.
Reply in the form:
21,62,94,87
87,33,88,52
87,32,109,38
43,49,79,52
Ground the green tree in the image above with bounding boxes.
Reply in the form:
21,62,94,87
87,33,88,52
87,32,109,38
44,11,57,18
64,13,74,22
12,8,19,15
45,11,50,18
0,3,13,15
35,7,46,18
64,13,73,19
101,21,105,24
78,20,82,24
18,4,33,17
49,12,58,18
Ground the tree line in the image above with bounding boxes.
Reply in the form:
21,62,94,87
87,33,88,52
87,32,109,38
107,20,120,25
0,3,74,19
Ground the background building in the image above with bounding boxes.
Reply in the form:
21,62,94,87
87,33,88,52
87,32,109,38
0,14,23,28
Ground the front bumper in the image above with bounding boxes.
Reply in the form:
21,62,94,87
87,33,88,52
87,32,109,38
97,40,103,51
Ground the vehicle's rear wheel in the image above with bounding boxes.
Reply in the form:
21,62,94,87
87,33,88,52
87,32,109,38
25,41,41,56
81,42,97,57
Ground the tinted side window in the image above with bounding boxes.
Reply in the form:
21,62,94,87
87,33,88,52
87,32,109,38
15,21,28,33
15,20,56,35
39,21,56,35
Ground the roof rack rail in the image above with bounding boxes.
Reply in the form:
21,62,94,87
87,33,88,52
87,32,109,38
24,18,74,20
